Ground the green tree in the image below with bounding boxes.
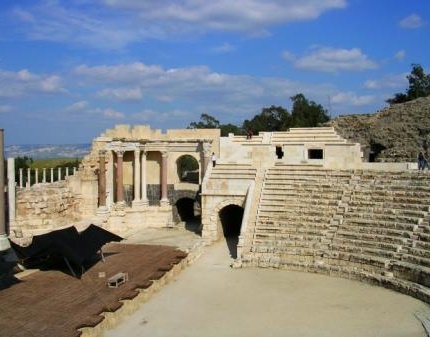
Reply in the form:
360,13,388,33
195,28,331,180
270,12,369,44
188,113,220,129
290,93,330,127
242,105,291,133
387,64,430,104
220,123,242,137
14,156,33,185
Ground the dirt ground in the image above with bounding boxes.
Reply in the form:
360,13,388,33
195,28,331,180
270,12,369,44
104,240,430,337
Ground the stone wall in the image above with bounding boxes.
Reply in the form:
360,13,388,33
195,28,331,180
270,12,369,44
14,180,81,237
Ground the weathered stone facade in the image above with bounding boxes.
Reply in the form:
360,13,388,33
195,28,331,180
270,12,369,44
14,180,80,236
7,123,430,305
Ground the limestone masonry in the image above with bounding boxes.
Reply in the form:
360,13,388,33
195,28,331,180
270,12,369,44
6,124,430,304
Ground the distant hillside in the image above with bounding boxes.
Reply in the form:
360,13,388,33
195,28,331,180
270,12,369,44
326,96,430,162
5,144,91,160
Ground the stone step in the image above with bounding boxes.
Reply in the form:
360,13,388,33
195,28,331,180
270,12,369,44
338,224,414,239
343,213,421,225
258,201,338,210
332,236,400,252
346,206,427,218
255,223,332,232
400,251,430,268
348,200,430,212
331,251,391,270
256,218,334,228
251,244,327,254
253,231,328,242
390,261,430,287
330,242,400,260
340,218,417,231
336,230,409,246
262,198,340,207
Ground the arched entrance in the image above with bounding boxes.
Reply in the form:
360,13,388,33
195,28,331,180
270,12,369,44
176,155,199,184
176,197,195,221
219,205,244,258
176,197,201,234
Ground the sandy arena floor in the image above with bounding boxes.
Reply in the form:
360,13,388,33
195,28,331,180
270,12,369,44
103,238,430,337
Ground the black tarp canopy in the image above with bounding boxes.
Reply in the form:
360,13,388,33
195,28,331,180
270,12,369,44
10,225,123,277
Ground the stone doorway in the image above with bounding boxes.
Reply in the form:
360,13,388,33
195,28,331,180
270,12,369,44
219,205,244,258
176,197,201,235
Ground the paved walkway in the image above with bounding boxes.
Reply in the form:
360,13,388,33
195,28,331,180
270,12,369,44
103,236,430,337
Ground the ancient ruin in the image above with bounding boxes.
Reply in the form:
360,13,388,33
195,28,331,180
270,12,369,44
5,124,430,305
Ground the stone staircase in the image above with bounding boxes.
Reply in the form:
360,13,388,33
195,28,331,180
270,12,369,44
240,167,430,303
210,163,257,180
270,127,346,144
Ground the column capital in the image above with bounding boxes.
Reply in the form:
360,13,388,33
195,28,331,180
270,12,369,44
116,150,125,157
98,150,107,157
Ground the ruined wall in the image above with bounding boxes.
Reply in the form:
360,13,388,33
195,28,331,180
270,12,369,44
14,180,81,237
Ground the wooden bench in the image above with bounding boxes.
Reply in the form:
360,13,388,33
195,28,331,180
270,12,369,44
107,272,128,288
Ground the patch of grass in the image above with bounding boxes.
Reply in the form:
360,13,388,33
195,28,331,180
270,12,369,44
30,158,82,169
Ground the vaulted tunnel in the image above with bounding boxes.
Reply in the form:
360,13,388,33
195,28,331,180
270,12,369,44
219,204,244,258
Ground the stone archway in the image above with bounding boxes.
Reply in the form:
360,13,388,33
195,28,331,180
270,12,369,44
205,198,245,258
176,155,199,184
219,204,244,258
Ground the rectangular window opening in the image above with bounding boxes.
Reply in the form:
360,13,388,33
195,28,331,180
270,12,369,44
308,149,323,160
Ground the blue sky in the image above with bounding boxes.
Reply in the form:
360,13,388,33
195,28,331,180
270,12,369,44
0,0,429,145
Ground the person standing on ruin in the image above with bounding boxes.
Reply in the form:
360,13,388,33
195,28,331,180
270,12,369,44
418,152,425,170
424,151,429,171
212,152,217,167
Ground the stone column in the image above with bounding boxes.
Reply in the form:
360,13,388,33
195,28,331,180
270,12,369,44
35,168,39,184
132,149,142,207
7,158,16,236
50,168,54,183
141,150,149,206
58,167,61,181
26,168,30,188
160,151,169,205
19,168,23,188
98,150,107,209
0,129,10,251
42,168,46,183
116,150,125,204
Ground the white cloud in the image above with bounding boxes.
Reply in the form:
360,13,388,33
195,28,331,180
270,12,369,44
11,1,347,48
66,101,88,111
363,73,408,90
399,14,426,29
211,42,235,54
281,50,296,62
73,63,164,83
288,47,378,72
11,3,143,50
331,92,376,106
97,87,143,101
394,50,406,61
0,105,13,113
132,109,191,122
0,68,64,97
103,108,125,119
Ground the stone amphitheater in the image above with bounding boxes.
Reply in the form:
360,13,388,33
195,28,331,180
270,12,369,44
202,127,430,305
4,123,430,334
